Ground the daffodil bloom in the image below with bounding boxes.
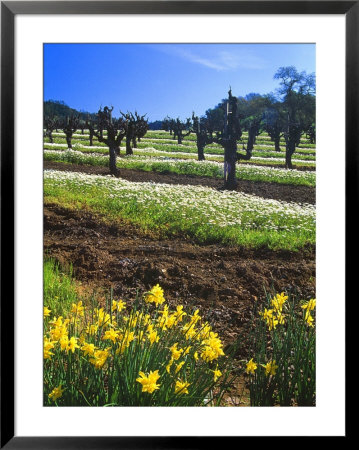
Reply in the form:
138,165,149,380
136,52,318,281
276,312,285,325
301,299,316,311
260,309,279,330
174,305,187,323
305,313,314,327
85,324,98,336
169,343,183,361
116,331,135,354
136,370,160,393
261,360,278,376
49,316,63,327
89,348,110,369
81,342,96,356
59,335,69,351
197,323,212,340
175,361,185,374
147,330,159,345
165,314,177,329
246,358,257,375
271,292,288,312
260,308,273,321
71,300,84,317
267,316,279,331
44,306,51,318
93,308,111,328
67,336,80,353
166,358,174,374
201,332,225,362
175,379,190,395
212,366,222,382
145,284,166,306
189,309,201,326
48,385,65,402
44,337,55,360
182,323,197,340
49,317,68,342
103,328,120,343
112,299,126,313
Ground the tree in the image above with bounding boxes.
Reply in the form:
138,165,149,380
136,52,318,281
262,96,286,152
210,89,244,190
132,112,148,145
306,123,316,144
274,66,316,168
61,115,79,149
92,106,126,176
86,116,95,146
121,112,135,155
162,116,173,135
44,116,58,144
171,118,192,145
191,113,214,161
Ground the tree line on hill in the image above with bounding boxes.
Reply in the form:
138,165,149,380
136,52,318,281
44,66,315,189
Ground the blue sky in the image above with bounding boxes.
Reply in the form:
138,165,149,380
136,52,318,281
44,43,315,122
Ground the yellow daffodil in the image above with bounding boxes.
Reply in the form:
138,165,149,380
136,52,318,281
200,332,225,362
212,365,222,382
103,328,120,343
71,300,84,317
145,284,166,306
44,306,51,318
81,342,96,356
44,337,55,360
301,298,316,311
116,331,135,355
261,360,278,376
305,313,314,327
174,305,187,323
59,335,69,351
136,370,160,393
112,299,126,313
89,348,110,369
169,343,183,361
85,324,98,336
166,358,174,374
48,385,65,402
246,358,257,375
271,292,288,312
67,336,80,353
175,379,190,395
175,361,185,374
147,330,159,345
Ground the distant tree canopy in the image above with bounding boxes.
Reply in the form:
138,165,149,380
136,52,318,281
148,120,163,130
44,100,98,122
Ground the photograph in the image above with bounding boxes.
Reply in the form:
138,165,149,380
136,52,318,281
43,42,317,407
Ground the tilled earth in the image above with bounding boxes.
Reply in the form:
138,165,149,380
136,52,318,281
44,163,316,356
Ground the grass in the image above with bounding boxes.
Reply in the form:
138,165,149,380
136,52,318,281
43,258,78,317
44,170,316,251
44,149,316,187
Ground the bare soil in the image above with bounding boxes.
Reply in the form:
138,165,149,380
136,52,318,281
44,201,316,357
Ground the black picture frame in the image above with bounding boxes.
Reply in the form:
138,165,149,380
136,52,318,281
1,1,354,447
